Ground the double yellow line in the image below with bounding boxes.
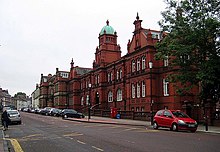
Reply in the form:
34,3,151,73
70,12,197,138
8,138,24,152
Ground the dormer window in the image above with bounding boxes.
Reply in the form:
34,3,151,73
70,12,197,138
60,72,69,78
43,78,47,82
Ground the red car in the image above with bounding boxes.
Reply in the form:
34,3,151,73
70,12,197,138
153,109,197,132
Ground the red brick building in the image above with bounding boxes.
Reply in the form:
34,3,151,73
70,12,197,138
38,14,201,119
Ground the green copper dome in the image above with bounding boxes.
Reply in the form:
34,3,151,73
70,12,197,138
100,20,115,35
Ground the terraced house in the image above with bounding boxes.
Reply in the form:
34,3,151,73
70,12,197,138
35,14,203,121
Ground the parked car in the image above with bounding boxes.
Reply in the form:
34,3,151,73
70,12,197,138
3,106,12,111
40,107,52,116
61,109,85,119
49,108,62,117
153,109,197,132
7,110,21,124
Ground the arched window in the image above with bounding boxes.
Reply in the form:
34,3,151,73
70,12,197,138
119,69,122,79
137,58,140,71
163,79,169,96
132,83,135,98
116,70,119,80
164,55,169,67
107,73,110,82
81,97,84,106
117,89,122,101
108,91,113,102
137,83,140,98
142,81,146,97
132,60,136,72
142,56,146,70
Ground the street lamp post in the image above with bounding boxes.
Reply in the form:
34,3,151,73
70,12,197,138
149,61,153,125
88,84,92,121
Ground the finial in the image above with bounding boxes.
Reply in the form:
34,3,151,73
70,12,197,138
136,12,139,20
71,58,74,67
106,20,109,26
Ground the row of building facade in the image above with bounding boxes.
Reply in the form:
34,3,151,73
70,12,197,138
32,14,204,120
0,88,32,110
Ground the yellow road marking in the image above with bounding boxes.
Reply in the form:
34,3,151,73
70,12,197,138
92,146,104,151
9,138,24,152
22,134,42,139
124,128,139,131
77,140,86,144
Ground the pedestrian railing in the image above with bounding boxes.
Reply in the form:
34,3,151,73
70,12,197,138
90,109,153,121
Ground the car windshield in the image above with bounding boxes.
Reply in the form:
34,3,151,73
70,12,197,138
172,111,189,118
65,109,77,113
7,111,19,115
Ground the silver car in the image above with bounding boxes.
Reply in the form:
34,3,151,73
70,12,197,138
7,110,22,124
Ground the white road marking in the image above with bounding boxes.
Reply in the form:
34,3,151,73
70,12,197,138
77,140,86,145
92,146,104,151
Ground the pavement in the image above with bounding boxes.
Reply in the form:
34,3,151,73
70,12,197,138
1,116,220,152
67,116,220,134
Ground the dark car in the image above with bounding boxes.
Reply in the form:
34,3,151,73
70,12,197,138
40,107,52,116
153,109,198,132
49,108,62,117
61,109,85,119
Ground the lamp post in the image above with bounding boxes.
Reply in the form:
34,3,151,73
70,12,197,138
88,83,92,121
149,61,153,125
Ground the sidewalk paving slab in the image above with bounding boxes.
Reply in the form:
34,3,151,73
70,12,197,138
67,116,220,134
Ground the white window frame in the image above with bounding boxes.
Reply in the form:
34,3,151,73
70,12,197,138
137,83,140,98
116,70,119,80
108,91,113,102
163,79,169,96
108,73,110,82
137,59,140,71
132,84,135,99
142,81,146,97
132,60,136,72
164,55,169,67
117,89,122,101
142,56,146,70
81,97,84,106
119,69,122,79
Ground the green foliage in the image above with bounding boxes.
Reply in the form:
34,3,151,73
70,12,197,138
156,0,220,102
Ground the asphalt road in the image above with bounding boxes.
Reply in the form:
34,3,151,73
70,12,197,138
4,112,220,152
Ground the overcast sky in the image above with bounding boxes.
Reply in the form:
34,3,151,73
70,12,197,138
0,0,166,96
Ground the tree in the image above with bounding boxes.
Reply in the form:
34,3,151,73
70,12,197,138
156,0,220,104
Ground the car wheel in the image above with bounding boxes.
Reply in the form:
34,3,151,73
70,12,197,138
191,130,196,133
46,113,48,116
153,122,158,129
64,115,68,118
171,123,178,131
18,121,21,125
